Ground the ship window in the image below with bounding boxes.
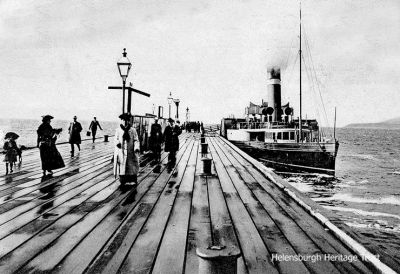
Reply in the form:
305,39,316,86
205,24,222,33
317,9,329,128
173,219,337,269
250,132,265,142
277,132,282,139
290,132,295,140
283,132,289,140
273,133,276,139
266,132,273,139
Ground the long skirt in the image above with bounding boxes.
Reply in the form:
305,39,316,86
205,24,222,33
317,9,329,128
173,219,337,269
4,149,18,163
40,144,65,171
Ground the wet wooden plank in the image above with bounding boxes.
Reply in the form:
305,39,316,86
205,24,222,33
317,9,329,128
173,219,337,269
53,137,192,274
84,137,195,274
0,158,112,224
20,137,191,273
209,137,311,274
218,136,373,273
207,137,279,274
0,134,379,273
151,139,199,274
117,138,196,273
0,144,112,194
207,165,248,273
184,140,212,273
0,138,153,273
0,170,114,259
0,165,113,242
0,175,117,273
0,151,112,204
213,138,342,274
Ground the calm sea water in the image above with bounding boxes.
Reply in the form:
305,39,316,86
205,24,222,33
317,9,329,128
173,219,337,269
0,118,119,148
282,127,400,260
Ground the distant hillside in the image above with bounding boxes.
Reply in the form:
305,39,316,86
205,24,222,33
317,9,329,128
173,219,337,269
345,117,400,129
382,117,400,124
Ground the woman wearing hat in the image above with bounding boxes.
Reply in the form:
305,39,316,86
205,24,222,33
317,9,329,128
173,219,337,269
113,113,140,186
37,115,65,175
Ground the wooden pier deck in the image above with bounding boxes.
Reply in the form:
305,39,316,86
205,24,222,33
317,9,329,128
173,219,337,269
0,133,394,273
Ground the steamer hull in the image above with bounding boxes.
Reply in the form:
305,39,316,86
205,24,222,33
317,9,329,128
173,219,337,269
231,140,338,175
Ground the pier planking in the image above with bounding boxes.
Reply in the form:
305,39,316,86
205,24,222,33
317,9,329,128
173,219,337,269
0,133,385,273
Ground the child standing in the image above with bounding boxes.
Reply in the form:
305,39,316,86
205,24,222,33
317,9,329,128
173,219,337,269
3,137,19,175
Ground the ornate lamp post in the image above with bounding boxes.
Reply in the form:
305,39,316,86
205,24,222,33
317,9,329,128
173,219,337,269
117,48,132,113
173,98,180,120
167,92,173,119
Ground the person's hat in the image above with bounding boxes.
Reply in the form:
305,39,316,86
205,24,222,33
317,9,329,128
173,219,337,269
73,115,77,119
119,113,132,120
42,115,54,121
176,120,180,124
168,118,174,123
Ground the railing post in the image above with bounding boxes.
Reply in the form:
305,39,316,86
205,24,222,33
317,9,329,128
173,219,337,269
201,143,208,155
196,246,241,274
201,157,212,174
104,135,109,142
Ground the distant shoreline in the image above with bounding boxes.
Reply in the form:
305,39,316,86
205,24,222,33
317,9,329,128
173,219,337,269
0,117,118,124
344,123,400,129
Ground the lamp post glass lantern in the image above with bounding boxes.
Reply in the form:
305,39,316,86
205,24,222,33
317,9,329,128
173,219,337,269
167,92,173,119
117,48,132,114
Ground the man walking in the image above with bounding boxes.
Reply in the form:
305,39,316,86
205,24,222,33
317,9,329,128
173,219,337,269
68,116,82,156
89,117,103,143
149,118,163,164
164,118,181,172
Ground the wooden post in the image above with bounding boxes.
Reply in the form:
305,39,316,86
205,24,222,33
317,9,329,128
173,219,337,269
104,135,109,142
196,246,241,274
201,157,212,174
201,143,208,154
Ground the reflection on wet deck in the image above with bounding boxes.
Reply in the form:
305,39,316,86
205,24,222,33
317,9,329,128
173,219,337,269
0,133,391,273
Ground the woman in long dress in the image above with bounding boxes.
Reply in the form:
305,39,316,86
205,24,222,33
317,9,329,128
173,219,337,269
37,115,65,175
113,113,140,186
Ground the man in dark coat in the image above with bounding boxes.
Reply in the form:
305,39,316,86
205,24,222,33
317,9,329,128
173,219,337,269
68,115,82,156
89,117,103,143
149,118,163,164
164,118,181,171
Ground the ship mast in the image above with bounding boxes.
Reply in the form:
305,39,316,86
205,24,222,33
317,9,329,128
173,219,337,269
299,1,303,142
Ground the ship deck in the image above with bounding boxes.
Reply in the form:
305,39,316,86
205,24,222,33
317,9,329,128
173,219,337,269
0,133,396,273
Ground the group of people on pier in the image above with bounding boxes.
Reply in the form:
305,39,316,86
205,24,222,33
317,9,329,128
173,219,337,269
183,121,204,133
4,113,196,190
34,115,103,176
113,114,182,186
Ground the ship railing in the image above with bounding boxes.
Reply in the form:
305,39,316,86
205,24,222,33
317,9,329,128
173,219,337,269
235,122,288,129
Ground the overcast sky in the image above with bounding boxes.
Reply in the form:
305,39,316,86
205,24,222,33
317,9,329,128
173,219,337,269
0,0,399,126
